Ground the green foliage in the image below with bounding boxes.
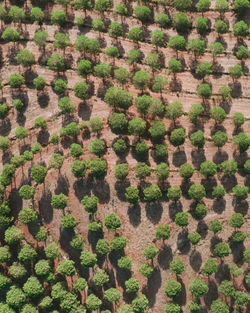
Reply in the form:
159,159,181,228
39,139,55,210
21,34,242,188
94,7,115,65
208,42,224,57
212,131,228,147
30,164,47,184
18,207,37,224
188,103,204,124
196,0,211,11
114,163,129,180
60,122,80,137
128,117,146,137
187,38,205,57
174,0,192,11
31,142,42,154
104,213,121,230
233,132,250,152
47,53,65,72
154,13,170,28
125,186,139,204
51,193,68,210
210,300,229,313
117,304,134,313
108,21,123,38
215,0,229,13
236,45,250,59
9,262,27,279
57,260,75,276
190,130,205,148
35,226,48,242
214,242,231,258
49,153,64,170
74,82,89,100
144,244,159,259
8,6,25,22
149,121,166,140
125,277,139,293
233,0,250,15
96,239,110,255
89,139,105,156
73,277,87,291
168,36,186,52
170,128,186,147
133,70,151,90
212,185,226,199
195,203,207,218
105,87,133,110
189,278,208,299
18,244,37,263
6,286,26,308
139,263,154,277
61,214,77,229
219,159,238,175
215,19,228,34
232,185,248,200
197,83,212,99
233,20,249,36
86,294,102,311
54,32,71,50
127,49,141,65
200,160,217,177
8,73,25,88
45,242,60,259
228,213,244,228
35,259,51,277
134,5,151,21
30,7,44,23
104,288,121,303
210,106,226,123
135,162,151,180
114,67,129,85
155,163,170,180
179,163,194,179
16,50,35,68
34,116,46,128
93,269,109,286
5,226,23,245
54,79,67,94
167,186,182,201
209,219,222,234
115,3,128,15
70,234,84,250
0,273,10,290
244,159,250,174
34,30,48,47
188,232,201,245
170,257,185,275
13,99,24,111
165,302,181,313
145,53,161,72
94,0,110,12
195,17,209,34
39,296,53,309
113,138,127,156
196,61,212,78
188,184,206,201
2,28,20,42
118,256,132,270
229,64,244,81
0,136,10,150
136,95,152,115
111,236,127,251
168,58,182,74
202,258,218,275
132,294,149,312
175,212,189,227
0,245,12,263
166,101,183,122
165,279,182,298
88,158,107,178
143,184,162,202
155,143,168,159
50,10,67,25
151,29,165,47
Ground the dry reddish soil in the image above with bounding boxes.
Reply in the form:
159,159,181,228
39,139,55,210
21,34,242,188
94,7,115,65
0,0,249,312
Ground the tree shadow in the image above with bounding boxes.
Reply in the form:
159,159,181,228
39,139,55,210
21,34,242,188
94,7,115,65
157,245,173,270
204,279,218,307
37,129,50,146
215,262,230,284
213,199,226,214
228,82,242,98
169,201,183,221
78,101,92,120
201,177,217,199
38,188,53,224
128,204,141,227
210,235,221,254
73,176,93,202
191,148,206,169
114,180,130,202
37,92,50,108
92,179,110,204
177,229,191,254
8,187,23,221
145,202,163,224
230,241,244,264
144,266,162,307
180,180,192,199
212,150,228,165
175,276,187,306
172,149,187,167
197,220,208,239
0,118,11,136
169,77,182,92
189,250,202,272
55,174,70,195
221,174,237,192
